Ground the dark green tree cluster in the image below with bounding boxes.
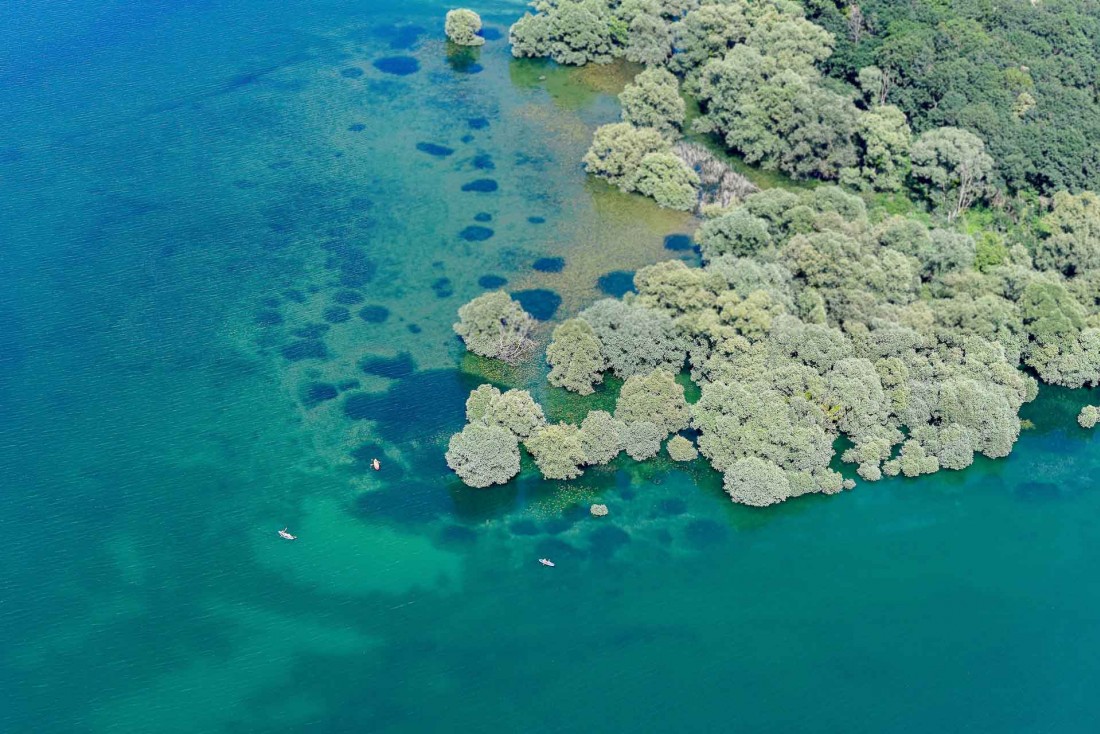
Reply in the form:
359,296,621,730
804,0,1100,195
514,0,1003,217
447,370,694,485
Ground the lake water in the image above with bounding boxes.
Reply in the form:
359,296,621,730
2,1,1099,731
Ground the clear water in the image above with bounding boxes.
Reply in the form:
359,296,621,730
1,1,1098,732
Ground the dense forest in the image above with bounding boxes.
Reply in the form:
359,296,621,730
442,1,1100,506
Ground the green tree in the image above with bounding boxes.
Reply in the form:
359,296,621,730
909,127,994,221
579,410,626,464
453,291,535,364
445,8,485,46
547,318,607,394
1035,191,1100,276
583,122,668,188
631,152,699,211
509,0,617,65
666,434,698,461
524,422,587,479
482,389,547,439
446,423,521,488
1079,405,1099,429
614,368,689,434
841,104,910,191
723,456,792,507
580,298,688,377
619,67,685,135
622,420,664,460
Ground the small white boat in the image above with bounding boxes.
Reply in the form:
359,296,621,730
278,527,297,541
538,558,555,567
371,458,381,471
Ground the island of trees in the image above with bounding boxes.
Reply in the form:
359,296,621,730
443,2,1100,507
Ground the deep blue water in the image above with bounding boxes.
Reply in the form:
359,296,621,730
1,1,1099,732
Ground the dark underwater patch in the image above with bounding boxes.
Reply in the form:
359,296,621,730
480,27,504,41
254,310,283,326
437,524,477,547
589,525,631,558
468,118,490,130
656,498,688,517
337,379,360,391
342,369,479,440
461,134,474,144
283,289,306,303
478,274,507,289
347,123,366,132
407,324,422,334
598,270,637,297
446,53,483,74
0,147,25,164
664,233,693,251
373,56,419,76
510,519,540,536
300,382,339,408
512,289,561,320
474,212,492,222
416,142,454,158
527,216,546,224
1015,481,1065,502
472,153,495,170
358,305,390,323
683,519,727,548
340,67,364,78
533,257,565,273
460,225,494,242
333,290,364,305
360,352,417,379
432,277,454,298
322,306,351,324
291,323,330,339
461,178,498,193
281,340,327,362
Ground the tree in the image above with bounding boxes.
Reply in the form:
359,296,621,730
841,104,910,191
580,298,688,377
909,127,994,221
445,9,485,46
614,368,689,434
509,0,618,65
723,457,791,507
579,410,626,464
666,434,698,461
695,208,772,260
1079,405,1099,429
631,152,699,211
524,422,587,480
583,122,669,187
670,2,750,75
622,420,664,460
1035,191,1100,276
482,389,547,439
446,423,521,488
619,67,685,135
465,384,501,422
623,8,672,65
547,318,607,394
453,291,535,364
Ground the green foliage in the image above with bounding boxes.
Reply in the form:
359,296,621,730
524,422,587,480
482,389,547,439
579,410,625,464
547,318,607,395
840,104,910,192
666,434,698,461
614,368,689,434
908,127,994,221
631,152,699,210
453,291,535,364
619,66,685,135
1035,191,1100,276
583,122,698,210
806,0,1100,194
465,384,501,422
1079,405,1099,429
695,208,772,260
580,298,688,378
445,8,485,46
722,456,791,507
510,0,617,65
446,423,521,488
621,420,664,460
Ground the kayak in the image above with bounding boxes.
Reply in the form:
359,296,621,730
278,528,297,540
538,558,554,567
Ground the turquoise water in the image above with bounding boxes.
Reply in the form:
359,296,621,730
2,1,1099,731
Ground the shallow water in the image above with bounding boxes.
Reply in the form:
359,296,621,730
1,1,1099,732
